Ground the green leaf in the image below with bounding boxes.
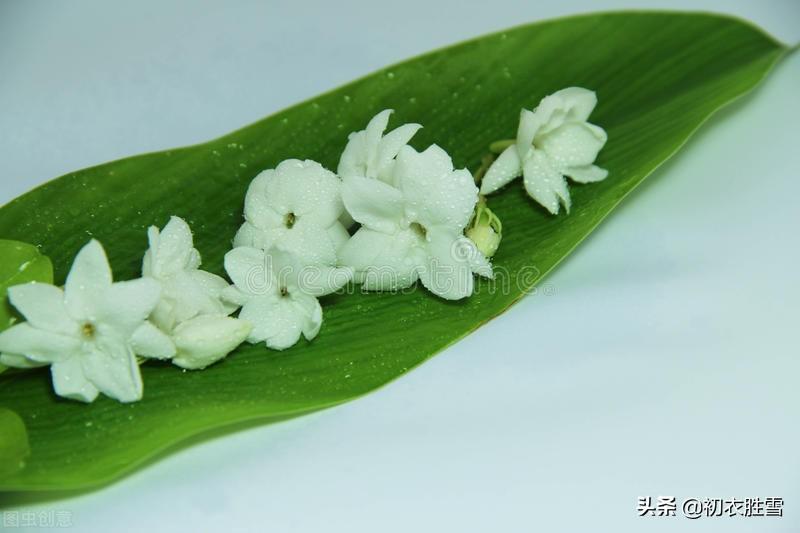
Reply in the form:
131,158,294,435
0,240,53,377
0,12,788,493
0,240,54,331
0,409,31,479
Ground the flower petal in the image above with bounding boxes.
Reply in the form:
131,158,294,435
396,145,478,231
95,277,162,337
516,108,542,159
64,240,113,320
552,174,572,214
566,164,609,183
142,250,154,278
161,271,227,322
240,295,304,350
419,227,475,300
480,145,523,195
226,247,262,289
520,88,587,145
243,170,284,230
233,221,278,250
266,159,343,227
375,123,422,183
363,109,393,176
188,270,229,300
7,282,75,335
149,298,177,333
270,246,353,297
220,285,250,307
550,87,598,123
292,293,323,341
471,253,494,279
82,337,143,403
338,110,419,185
300,264,353,297
190,270,237,314
454,235,493,279
0,323,79,363
539,122,607,168
51,356,99,403
224,246,277,298
337,131,367,179
328,221,350,254
339,228,424,291
522,151,570,215
130,321,176,359
280,221,338,266
342,175,405,233
146,216,196,278
187,248,201,271
0,352,47,368
395,144,454,189
516,88,597,156
171,315,252,370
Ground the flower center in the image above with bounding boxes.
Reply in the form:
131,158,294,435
284,212,296,229
81,322,96,339
410,222,427,238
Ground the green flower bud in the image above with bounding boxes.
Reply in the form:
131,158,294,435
466,224,501,258
466,198,502,258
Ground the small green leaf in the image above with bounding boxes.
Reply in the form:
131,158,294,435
0,12,790,493
0,408,31,478
0,240,54,330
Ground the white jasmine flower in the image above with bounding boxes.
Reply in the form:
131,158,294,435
143,216,237,330
143,216,250,369
340,144,492,300
233,159,350,261
0,240,174,403
222,246,352,351
338,109,422,186
480,87,608,214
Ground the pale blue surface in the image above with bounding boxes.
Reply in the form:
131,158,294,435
1,1,799,532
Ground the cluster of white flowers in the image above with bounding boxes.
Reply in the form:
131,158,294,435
0,88,606,403
0,219,252,402
226,159,354,351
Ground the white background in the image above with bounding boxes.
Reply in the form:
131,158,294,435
1,1,799,532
